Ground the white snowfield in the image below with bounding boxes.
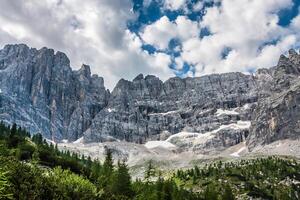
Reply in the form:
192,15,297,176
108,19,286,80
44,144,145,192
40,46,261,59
214,121,251,132
216,108,239,116
0,89,2,94
166,132,199,141
73,137,84,144
145,121,251,150
144,140,176,149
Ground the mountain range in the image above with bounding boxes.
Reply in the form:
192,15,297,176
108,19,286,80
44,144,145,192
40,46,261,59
1,44,300,158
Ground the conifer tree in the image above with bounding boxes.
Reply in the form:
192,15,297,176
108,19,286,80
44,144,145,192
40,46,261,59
99,148,114,190
145,160,156,182
111,160,133,197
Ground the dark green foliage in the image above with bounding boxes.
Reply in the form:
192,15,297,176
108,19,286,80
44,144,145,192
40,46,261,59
222,184,235,200
0,122,300,200
144,160,156,181
203,184,218,200
0,122,200,200
110,161,133,198
174,157,300,199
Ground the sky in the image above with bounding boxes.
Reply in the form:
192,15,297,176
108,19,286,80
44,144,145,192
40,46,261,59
0,0,300,90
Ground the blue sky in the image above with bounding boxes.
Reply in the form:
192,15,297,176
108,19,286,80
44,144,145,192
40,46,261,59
0,0,300,89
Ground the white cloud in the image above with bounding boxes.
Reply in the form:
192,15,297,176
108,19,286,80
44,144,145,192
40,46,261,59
180,0,297,76
141,15,199,49
141,16,177,49
0,0,300,90
0,0,174,89
193,2,204,11
164,0,186,10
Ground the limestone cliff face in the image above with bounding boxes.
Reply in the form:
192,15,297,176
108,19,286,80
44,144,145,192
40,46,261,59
0,44,109,141
85,72,257,145
247,49,300,150
1,44,300,153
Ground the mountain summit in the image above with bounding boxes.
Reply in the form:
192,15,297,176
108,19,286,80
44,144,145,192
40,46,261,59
0,44,300,154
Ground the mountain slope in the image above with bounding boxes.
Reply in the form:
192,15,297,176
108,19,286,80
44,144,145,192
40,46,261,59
0,44,109,141
1,43,300,155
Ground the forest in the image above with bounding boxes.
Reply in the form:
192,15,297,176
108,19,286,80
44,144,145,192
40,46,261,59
0,122,299,200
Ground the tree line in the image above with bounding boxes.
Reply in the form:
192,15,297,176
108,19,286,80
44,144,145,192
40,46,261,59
0,122,299,199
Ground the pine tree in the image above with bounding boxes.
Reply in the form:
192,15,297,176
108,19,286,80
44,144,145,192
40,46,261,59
145,160,156,182
90,160,102,183
194,165,200,177
99,148,114,190
110,160,133,197
102,148,113,175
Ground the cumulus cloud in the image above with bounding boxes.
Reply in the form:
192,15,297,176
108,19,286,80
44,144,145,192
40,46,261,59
0,0,174,89
142,0,300,76
141,15,199,49
164,0,187,11
180,0,296,75
0,0,300,89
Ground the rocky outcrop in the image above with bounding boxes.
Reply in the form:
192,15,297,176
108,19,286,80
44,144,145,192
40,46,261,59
0,44,109,141
246,50,300,150
84,72,257,144
2,43,300,154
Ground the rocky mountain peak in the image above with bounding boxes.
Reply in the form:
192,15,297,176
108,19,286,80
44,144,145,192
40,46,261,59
54,51,70,67
78,64,91,78
133,73,144,81
277,54,290,67
2,44,300,155
288,49,300,65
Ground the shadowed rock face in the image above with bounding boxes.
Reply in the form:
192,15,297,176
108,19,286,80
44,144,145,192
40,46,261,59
1,43,299,153
0,44,109,141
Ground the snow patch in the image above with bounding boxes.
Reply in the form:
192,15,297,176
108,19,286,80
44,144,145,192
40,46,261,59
62,139,68,143
166,121,251,147
242,103,250,109
107,108,115,113
216,109,239,116
230,145,246,157
45,138,56,145
149,110,178,116
144,140,176,149
192,132,215,145
166,132,199,142
213,121,251,132
0,89,2,94
73,137,84,144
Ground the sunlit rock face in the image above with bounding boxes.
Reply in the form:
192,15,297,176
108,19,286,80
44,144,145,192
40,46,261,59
247,49,300,150
1,44,300,153
85,72,257,148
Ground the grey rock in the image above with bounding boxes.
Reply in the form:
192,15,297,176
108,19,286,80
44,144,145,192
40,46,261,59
2,43,300,154
0,44,109,141
247,49,300,150
85,71,258,146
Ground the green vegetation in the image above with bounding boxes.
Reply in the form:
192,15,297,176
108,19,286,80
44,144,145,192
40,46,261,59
0,122,199,200
174,157,300,199
0,122,299,199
